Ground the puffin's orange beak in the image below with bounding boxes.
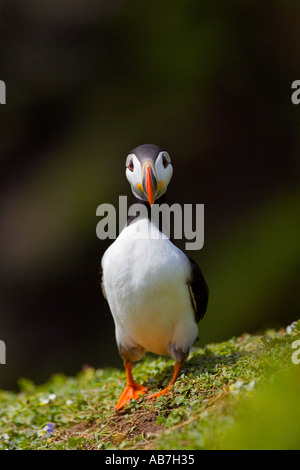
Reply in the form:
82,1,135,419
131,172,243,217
142,161,157,206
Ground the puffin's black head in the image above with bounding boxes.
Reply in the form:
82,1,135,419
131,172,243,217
125,144,173,205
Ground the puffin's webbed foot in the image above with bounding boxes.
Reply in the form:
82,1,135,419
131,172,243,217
116,382,148,410
115,361,148,411
147,361,182,400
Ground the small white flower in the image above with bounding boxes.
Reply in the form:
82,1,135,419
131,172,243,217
39,397,50,405
229,380,243,395
235,379,243,389
66,399,74,406
39,393,56,405
286,322,297,335
246,380,255,390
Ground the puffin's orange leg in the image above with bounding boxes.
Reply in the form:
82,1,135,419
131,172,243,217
115,361,148,411
147,361,182,400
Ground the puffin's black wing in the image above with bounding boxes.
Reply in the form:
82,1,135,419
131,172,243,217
98,265,109,309
187,256,209,323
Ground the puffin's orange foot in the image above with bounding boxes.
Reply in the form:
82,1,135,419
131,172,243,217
147,384,172,400
115,383,149,411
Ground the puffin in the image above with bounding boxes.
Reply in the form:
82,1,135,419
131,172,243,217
100,144,208,411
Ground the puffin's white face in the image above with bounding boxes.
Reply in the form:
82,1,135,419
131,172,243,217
125,151,173,205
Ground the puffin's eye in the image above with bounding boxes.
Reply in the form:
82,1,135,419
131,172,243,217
128,159,134,172
162,154,169,168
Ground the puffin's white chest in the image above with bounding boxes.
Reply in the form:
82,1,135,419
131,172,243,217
101,219,197,356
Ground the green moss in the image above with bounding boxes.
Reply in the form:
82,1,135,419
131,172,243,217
0,320,299,450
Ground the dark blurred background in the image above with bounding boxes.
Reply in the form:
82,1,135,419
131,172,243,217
0,0,299,390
